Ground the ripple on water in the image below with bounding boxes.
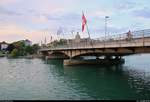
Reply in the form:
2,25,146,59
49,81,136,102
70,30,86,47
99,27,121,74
0,56,150,100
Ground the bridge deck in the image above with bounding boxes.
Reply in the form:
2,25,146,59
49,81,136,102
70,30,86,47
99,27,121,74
40,37,150,51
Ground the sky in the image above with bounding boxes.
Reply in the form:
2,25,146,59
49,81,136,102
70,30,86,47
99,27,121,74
0,0,150,44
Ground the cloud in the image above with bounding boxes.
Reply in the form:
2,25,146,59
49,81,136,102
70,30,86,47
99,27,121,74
0,23,27,42
31,14,49,24
133,7,150,19
0,0,21,5
113,0,137,11
27,29,56,44
0,0,149,43
18,0,76,15
0,23,58,43
0,7,22,16
90,10,113,18
0,23,27,35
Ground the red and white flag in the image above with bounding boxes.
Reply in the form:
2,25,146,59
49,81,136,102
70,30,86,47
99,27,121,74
82,13,87,32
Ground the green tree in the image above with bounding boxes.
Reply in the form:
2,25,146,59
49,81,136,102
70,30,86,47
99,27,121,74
12,41,26,56
10,49,19,57
25,46,34,55
32,44,40,54
8,40,40,57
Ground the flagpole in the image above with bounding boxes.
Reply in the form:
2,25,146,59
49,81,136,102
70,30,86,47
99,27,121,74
82,11,93,48
71,30,74,48
85,23,93,48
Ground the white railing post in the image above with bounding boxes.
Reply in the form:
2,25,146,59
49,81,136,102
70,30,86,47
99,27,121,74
119,34,121,47
142,30,145,47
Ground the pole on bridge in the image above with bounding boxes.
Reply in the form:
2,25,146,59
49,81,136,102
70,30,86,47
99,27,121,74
85,23,93,48
142,30,145,47
104,16,109,48
82,11,93,48
71,30,74,49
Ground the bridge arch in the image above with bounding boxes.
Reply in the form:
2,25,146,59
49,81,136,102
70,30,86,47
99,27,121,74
50,51,70,59
70,50,105,58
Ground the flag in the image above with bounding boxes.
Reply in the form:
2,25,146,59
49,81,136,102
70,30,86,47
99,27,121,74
82,12,87,32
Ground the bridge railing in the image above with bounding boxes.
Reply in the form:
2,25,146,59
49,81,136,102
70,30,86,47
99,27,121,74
46,29,150,50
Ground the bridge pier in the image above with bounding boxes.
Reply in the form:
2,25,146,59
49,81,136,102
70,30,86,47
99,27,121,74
63,56,125,66
40,31,150,66
114,56,122,60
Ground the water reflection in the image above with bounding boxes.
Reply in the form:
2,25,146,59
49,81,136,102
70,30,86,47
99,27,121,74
47,59,150,100
122,66,150,99
63,65,134,99
0,56,150,100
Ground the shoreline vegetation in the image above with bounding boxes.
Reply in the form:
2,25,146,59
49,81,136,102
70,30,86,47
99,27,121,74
0,38,68,59
0,52,5,57
0,52,43,59
7,54,43,59
0,40,41,59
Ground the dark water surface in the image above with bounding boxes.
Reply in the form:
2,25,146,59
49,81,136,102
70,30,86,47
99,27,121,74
0,54,150,100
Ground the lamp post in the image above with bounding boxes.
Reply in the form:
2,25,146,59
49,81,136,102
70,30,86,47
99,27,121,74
71,30,74,48
105,16,109,41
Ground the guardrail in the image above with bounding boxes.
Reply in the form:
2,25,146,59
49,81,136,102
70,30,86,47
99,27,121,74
41,29,150,50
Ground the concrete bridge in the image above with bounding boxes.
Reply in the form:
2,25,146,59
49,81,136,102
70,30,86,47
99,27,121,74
39,29,150,65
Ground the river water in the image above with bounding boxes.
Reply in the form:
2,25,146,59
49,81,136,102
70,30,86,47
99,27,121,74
0,54,150,100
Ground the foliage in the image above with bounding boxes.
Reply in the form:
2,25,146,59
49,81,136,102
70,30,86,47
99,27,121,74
6,44,15,53
13,41,26,56
6,40,40,57
0,51,3,55
25,46,34,55
10,49,19,57
32,44,40,54
0,51,5,57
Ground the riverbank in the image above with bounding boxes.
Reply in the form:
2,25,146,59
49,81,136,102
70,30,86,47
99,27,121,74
6,54,43,59
0,55,5,57
0,53,5,57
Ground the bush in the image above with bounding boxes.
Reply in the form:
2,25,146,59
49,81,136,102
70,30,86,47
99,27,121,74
25,46,34,55
10,49,19,57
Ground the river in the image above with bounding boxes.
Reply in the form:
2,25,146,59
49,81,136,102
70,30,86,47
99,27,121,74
0,54,150,100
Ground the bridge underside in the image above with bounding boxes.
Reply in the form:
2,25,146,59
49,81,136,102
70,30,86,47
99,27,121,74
41,46,150,59
39,30,150,65
40,46,150,65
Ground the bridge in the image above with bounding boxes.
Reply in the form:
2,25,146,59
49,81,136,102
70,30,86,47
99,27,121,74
39,29,150,65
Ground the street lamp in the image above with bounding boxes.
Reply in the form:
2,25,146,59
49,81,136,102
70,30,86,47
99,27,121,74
105,16,109,41
71,30,74,48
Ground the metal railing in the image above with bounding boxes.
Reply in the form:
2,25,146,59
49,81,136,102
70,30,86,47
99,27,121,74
43,29,150,50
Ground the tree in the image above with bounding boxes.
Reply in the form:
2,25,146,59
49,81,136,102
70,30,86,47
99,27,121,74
12,41,26,56
25,46,34,55
32,44,40,54
7,40,40,57
10,49,19,57
6,44,15,53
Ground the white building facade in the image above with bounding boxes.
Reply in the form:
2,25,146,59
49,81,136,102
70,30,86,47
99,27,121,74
0,41,8,50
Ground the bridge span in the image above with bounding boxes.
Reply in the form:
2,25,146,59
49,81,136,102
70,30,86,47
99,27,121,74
39,29,150,65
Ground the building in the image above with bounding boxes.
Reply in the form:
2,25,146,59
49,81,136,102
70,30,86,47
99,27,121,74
66,32,91,43
74,32,81,43
0,41,9,51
